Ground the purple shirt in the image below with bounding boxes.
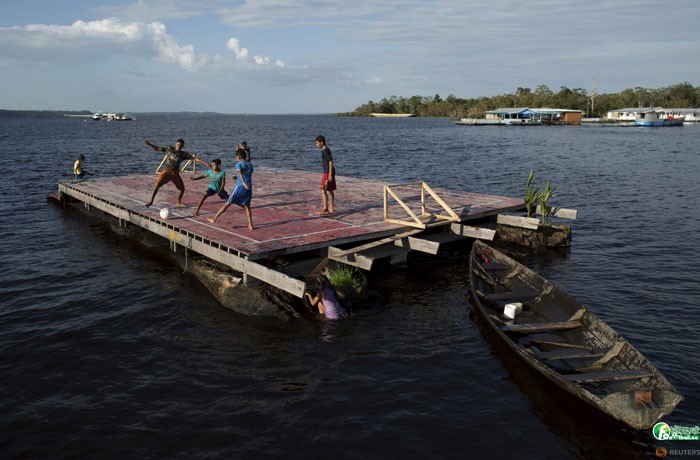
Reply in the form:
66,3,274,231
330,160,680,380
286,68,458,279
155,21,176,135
321,288,344,320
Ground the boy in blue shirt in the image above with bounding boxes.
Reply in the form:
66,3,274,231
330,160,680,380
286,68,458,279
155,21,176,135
207,149,254,230
190,158,228,216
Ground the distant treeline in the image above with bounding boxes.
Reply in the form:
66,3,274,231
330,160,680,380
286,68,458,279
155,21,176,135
0,110,93,118
338,82,700,118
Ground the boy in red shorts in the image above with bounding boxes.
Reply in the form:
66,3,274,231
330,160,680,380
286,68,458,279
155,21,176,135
143,138,208,208
314,135,335,215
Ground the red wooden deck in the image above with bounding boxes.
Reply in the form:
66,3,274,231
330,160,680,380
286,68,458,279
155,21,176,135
61,167,524,260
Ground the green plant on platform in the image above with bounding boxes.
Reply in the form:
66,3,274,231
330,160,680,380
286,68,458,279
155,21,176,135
524,169,540,218
539,181,557,224
326,265,364,294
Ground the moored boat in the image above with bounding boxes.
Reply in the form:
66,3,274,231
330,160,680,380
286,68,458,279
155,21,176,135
468,240,683,430
634,110,684,127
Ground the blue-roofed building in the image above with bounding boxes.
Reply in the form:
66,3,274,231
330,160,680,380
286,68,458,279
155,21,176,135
482,107,582,125
484,107,539,124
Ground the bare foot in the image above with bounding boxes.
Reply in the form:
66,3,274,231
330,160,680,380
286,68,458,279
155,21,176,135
175,202,186,208
193,211,199,217
248,225,254,230
207,217,216,223
315,209,329,215
145,201,152,208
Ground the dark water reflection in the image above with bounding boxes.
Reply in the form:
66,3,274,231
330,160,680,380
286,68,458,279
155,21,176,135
1,115,699,459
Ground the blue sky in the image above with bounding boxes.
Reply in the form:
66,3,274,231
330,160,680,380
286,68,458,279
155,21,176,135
1,0,699,113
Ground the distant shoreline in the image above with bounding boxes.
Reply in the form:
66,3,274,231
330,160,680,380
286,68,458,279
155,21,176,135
0,109,334,118
0,109,93,118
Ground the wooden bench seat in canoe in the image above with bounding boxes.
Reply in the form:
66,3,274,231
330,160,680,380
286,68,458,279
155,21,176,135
502,320,581,333
537,349,605,360
563,369,652,383
481,262,508,271
519,333,592,350
485,290,538,301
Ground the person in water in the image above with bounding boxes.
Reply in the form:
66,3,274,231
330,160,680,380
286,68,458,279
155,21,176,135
304,274,346,320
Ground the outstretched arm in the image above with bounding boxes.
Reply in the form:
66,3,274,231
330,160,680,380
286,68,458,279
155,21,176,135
192,156,210,167
144,140,162,152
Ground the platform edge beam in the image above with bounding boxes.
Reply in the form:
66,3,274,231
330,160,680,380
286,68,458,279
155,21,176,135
449,224,496,240
59,185,306,298
497,214,540,230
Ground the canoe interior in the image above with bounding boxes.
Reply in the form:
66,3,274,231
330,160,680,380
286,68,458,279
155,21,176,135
468,240,683,430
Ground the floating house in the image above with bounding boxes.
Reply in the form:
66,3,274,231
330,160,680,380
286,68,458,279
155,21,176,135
606,107,700,122
484,107,539,124
531,108,583,125
456,107,582,125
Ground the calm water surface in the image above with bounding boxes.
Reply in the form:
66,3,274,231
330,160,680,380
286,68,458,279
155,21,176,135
1,115,699,459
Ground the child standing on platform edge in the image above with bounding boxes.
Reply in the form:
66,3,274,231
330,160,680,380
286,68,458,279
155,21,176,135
73,154,94,181
237,141,251,161
314,135,335,215
190,159,228,216
207,148,254,230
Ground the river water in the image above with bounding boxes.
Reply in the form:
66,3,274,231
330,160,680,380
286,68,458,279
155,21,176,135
1,115,699,459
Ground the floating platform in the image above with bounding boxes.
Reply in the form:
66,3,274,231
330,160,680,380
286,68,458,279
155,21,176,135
455,118,543,126
56,167,524,298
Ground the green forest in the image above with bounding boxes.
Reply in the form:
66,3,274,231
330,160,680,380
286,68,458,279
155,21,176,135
339,82,700,118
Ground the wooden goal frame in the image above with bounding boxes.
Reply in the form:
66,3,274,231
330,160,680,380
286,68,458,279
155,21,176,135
383,181,461,229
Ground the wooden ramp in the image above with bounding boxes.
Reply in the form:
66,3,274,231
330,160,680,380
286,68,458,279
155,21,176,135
58,167,524,296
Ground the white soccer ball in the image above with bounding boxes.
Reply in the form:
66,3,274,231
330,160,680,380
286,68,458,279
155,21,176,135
160,207,171,219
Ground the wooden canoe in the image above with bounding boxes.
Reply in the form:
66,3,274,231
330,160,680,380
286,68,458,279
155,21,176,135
468,240,683,430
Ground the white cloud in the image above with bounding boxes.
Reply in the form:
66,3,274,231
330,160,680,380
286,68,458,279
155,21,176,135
0,18,286,73
226,38,248,59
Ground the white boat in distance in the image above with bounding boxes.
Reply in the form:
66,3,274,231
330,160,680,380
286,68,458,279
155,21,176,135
92,112,134,121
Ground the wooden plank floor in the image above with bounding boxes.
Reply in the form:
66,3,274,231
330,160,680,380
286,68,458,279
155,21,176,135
61,167,524,259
